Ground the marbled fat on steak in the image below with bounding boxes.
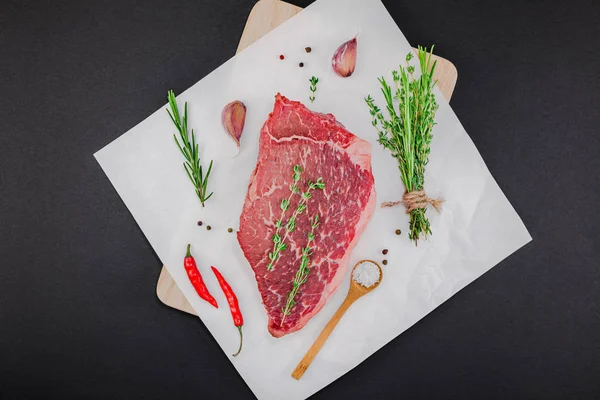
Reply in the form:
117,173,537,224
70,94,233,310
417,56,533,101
237,94,376,337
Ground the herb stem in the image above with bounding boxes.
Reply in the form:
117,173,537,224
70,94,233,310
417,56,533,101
267,169,324,271
167,90,214,207
281,212,320,325
279,178,323,248
365,46,439,244
267,165,303,271
309,76,319,103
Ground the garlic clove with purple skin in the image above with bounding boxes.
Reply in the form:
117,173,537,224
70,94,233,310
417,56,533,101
222,100,246,147
332,36,357,77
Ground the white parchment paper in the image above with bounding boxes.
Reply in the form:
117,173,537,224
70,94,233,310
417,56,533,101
95,0,531,398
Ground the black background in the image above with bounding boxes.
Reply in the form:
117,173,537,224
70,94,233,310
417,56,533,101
1,0,599,398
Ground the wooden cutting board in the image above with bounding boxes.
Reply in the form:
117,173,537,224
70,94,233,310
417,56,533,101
156,0,458,316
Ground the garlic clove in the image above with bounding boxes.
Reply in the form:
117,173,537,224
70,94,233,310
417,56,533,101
332,36,357,77
222,100,246,147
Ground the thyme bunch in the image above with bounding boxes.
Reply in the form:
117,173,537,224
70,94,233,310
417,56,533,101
365,46,439,244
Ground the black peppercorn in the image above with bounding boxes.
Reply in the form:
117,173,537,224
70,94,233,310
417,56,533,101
197,221,203,226
382,249,388,255
299,62,304,68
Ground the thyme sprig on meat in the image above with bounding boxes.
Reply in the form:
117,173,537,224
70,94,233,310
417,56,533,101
281,213,320,325
365,46,439,243
267,165,325,271
279,178,324,242
167,90,214,207
267,165,303,271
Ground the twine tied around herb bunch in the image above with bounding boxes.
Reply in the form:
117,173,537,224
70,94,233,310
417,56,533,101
381,190,444,214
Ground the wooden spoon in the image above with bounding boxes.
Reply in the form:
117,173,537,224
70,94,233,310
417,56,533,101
291,260,383,380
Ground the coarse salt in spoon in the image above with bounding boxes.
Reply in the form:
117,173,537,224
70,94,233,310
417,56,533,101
291,260,383,380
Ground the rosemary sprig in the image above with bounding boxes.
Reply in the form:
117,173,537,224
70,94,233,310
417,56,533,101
309,76,319,103
281,213,320,325
166,90,214,207
365,46,439,244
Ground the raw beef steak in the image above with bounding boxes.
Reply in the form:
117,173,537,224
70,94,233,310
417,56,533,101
237,94,376,337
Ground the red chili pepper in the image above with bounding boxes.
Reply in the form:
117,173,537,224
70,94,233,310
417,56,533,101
211,266,244,357
184,244,218,308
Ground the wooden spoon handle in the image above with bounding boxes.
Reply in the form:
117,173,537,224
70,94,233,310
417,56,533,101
291,296,355,380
